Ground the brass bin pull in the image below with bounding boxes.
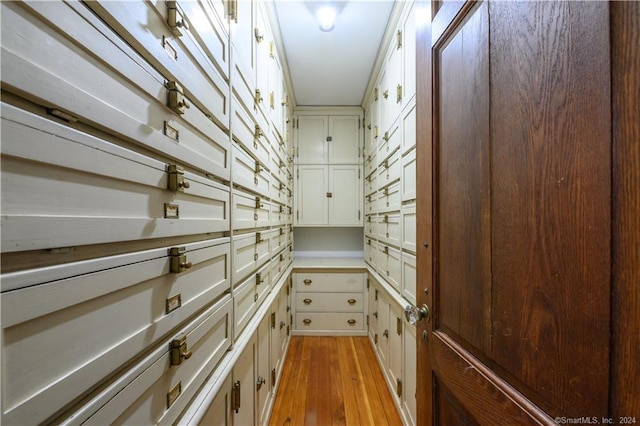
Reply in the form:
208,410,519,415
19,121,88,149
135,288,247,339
303,319,312,325
303,298,312,305
303,279,312,285
347,299,357,305
347,319,357,325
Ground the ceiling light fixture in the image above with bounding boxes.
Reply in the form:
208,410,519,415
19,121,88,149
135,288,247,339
317,6,336,32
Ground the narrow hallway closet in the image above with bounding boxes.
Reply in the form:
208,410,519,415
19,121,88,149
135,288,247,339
1,0,639,425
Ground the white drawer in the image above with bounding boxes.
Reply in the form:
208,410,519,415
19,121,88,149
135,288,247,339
270,148,289,186
378,120,401,161
365,238,376,267
365,191,378,215
365,214,378,238
1,2,229,179
270,174,288,205
296,313,365,331
378,211,402,248
377,244,401,291
401,103,416,155
365,169,378,196
231,231,270,284
378,180,401,212
231,47,257,131
80,296,233,425
270,227,287,255
231,189,271,231
270,201,288,226
85,0,229,130
296,293,364,312
1,104,229,252
402,203,417,253
234,262,269,339
1,238,230,425
401,148,417,202
232,144,270,198
365,153,377,178
231,95,271,168
294,273,364,293
377,148,401,188
402,252,417,306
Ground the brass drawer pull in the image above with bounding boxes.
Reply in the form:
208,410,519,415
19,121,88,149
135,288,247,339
347,299,357,305
303,279,312,285
303,319,312,325
347,319,357,325
303,298,312,305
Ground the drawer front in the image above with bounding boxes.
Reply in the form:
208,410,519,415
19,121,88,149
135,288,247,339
231,190,271,230
83,296,233,425
1,238,230,425
255,262,272,312
401,148,417,202
365,238,376,267
234,272,259,338
402,103,416,155
231,50,257,129
1,104,229,252
402,252,417,306
378,122,401,161
270,175,288,205
231,97,271,168
365,192,378,215
270,150,288,187
294,273,364,293
365,215,379,239
85,0,229,130
402,203,417,253
377,245,401,291
365,153,377,177
377,149,401,188
365,170,378,196
1,2,229,179
296,293,364,313
270,202,288,226
231,231,270,284
296,313,365,331
378,180,401,212
232,144,270,198
270,227,287,255
378,212,402,248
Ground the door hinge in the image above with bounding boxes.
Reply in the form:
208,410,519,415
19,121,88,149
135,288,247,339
366,314,369,326
397,84,403,104
396,378,403,397
271,311,276,329
397,317,402,336
375,289,378,301
358,168,361,179
374,333,378,344
296,210,299,221
227,0,238,21
358,210,361,220
271,368,276,387
232,381,241,413
397,30,403,49
366,277,370,289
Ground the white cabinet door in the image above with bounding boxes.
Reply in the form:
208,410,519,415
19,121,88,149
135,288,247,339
295,165,328,225
329,165,363,226
403,322,417,426
296,116,327,164
232,335,256,426
388,304,403,404
328,115,361,163
257,314,272,426
199,375,232,426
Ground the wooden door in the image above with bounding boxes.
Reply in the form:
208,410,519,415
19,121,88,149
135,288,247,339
416,1,640,423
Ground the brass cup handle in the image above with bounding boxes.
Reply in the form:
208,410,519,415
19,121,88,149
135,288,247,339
347,319,357,325
303,298,312,305
347,299,357,305
303,279,312,285
180,261,193,270
303,319,312,325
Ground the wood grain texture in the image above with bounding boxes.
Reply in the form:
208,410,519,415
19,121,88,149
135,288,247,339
269,337,402,426
489,1,611,418
415,0,434,423
610,0,640,419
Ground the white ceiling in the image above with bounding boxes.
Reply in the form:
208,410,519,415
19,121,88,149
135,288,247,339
272,1,395,106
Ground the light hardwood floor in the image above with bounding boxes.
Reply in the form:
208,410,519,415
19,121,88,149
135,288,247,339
269,336,403,426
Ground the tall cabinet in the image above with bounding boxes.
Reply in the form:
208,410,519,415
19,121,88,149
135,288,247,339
1,0,293,424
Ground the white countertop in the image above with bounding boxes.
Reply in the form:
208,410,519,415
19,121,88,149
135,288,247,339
292,256,366,269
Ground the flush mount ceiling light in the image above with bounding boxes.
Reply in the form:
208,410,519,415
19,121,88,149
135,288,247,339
317,6,336,32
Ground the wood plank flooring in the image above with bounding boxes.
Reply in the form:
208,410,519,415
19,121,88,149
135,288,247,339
269,336,403,426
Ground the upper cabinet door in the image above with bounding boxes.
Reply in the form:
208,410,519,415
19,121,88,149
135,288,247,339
328,116,361,164
296,116,328,164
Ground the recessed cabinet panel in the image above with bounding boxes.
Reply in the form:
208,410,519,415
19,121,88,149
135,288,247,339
401,148,417,202
294,273,364,293
328,166,363,225
85,0,229,131
296,293,364,312
378,180,402,213
328,116,361,163
1,239,230,424
231,189,271,230
401,204,417,253
401,252,417,307
1,3,230,179
78,296,233,425
232,144,270,198
232,231,271,285
295,116,327,164
296,313,364,331
401,103,416,155
1,104,229,252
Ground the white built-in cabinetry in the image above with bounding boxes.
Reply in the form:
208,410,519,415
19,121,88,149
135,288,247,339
1,0,293,424
293,109,364,226
363,1,418,425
